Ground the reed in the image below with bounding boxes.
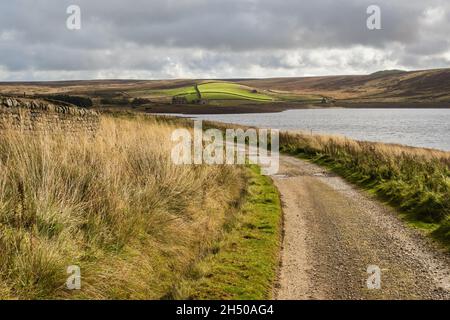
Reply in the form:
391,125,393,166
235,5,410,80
0,116,244,299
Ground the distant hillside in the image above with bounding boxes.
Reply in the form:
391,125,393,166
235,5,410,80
1,68,449,107
235,68,450,103
369,69,407,77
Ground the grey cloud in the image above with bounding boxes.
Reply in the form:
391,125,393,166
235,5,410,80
0,0,449,80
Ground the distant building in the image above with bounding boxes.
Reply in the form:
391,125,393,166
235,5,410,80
172,96,208,105
321,97,336,104
172,96,188,105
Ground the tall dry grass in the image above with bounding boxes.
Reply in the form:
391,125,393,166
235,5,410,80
0,116,244,299
281,132,450,244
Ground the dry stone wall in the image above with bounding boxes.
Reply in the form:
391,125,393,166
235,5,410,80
0,96,100,133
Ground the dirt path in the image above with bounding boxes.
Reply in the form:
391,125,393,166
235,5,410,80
272,155,450,300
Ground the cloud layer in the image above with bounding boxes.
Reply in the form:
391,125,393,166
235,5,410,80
0,0,449,80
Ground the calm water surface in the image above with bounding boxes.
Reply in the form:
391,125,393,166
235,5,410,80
171,109,450,151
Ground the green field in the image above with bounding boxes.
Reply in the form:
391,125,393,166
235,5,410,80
196,82,274,101
127,80,323,104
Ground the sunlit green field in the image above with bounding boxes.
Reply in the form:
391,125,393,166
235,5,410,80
140,81,275,103
128,80,323,104
197,82,274,101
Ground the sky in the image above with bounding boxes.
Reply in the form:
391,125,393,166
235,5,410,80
0,0,449,81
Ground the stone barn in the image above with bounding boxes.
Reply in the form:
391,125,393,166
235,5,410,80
172,96,188,105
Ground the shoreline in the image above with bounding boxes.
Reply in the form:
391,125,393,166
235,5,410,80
145,101,450,115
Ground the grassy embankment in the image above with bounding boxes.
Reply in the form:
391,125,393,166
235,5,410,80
0,115,281,299
280,132,450,248
185,165,282,299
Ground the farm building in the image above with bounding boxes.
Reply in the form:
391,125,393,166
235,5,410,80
172,96,188,105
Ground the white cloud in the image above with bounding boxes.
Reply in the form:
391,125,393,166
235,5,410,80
421,7,446,25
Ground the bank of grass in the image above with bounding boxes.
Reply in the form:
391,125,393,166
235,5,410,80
280,132,450,248
181,165,282,300
0,115,247,299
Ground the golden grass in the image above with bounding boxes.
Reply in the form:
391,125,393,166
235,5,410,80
284,130,450,161
0,116,245,299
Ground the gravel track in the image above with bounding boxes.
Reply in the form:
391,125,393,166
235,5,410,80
273,155,450,300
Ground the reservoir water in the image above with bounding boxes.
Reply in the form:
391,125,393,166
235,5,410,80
169,108,450,151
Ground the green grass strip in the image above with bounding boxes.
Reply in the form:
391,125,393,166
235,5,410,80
188,165,282,300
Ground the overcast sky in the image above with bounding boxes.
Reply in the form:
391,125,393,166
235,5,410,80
0,0,449,80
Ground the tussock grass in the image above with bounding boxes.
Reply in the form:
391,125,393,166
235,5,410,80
0,116,245,299
280,132,450,246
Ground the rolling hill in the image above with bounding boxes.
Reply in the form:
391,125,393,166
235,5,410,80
1,68,449,111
